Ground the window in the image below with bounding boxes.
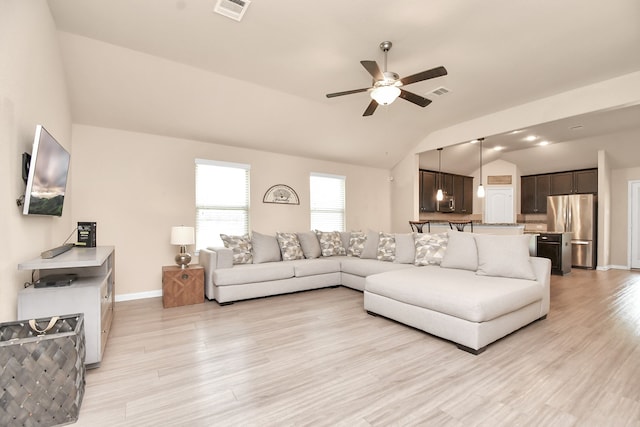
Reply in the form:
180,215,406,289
310,173,345,231
195,159,250,251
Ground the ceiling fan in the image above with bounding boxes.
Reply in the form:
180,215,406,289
326,41,447,116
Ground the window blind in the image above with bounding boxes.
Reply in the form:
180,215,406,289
195,159,250,251
310,173,345,231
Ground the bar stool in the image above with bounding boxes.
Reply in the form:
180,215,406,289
409,221,431,233
448,220,473,232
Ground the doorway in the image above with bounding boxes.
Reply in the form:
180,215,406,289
629,180,640,269
485,187,514,224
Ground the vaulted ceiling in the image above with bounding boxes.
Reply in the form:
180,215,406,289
47,0,640,169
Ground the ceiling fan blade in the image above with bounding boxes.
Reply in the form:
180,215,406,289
360,60,384,81
400,66,448,86
363,100,378,116
399,89,432,107
326,88,370,98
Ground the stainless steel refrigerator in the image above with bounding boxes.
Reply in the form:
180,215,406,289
547,194,597,268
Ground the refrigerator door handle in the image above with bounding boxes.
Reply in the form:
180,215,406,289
573,240,590,245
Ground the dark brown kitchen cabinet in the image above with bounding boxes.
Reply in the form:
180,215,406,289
419,170,473,213
550,168,597,195
574,169,598,193
550,172,574,195
453,175,474,213
521,174,550,214
420,170,437,212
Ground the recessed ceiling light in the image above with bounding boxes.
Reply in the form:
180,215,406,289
469,139,478,144
525,135,537,142
510,130,524,134
538,140,550,146
493,146,504,151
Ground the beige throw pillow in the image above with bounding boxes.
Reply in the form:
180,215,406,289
251,231,282,264
474,234,537,280
440,231,478,271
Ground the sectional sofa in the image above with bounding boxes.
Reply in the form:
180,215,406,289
199,230,551,354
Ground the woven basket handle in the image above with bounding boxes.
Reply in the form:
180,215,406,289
28,316,60,334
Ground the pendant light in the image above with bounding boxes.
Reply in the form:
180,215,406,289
477,138,485,198
436,148,444,201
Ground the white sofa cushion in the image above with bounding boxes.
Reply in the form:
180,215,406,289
213,262,294,286
340,257,414,277
440,231,478,271
289,258,341,277
474,234,537,280
365,267,543,322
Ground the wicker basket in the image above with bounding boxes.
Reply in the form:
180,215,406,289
0,314,86,427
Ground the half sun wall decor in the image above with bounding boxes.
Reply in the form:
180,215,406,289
263,184,300,205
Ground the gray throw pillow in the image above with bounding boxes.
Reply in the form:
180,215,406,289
360,230,380,259
340,231,351,253
474,234,536,280
297,231,321,259
251,231,282,263
440,230,478,271
220,234,253,264
276,232,304,261
393,233,415,264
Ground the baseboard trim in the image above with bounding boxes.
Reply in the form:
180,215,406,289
115,290,162,302
597,265,630,271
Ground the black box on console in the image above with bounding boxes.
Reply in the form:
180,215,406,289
77,222,96,247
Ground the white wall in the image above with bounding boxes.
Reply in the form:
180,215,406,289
0,1,72,322
70,125,391,297
610,166,640,268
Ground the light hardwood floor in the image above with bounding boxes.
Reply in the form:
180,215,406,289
76,269,640,426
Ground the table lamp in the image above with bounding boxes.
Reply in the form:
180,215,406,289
170,226,195,268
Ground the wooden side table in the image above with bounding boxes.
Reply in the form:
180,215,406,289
162,265,204,308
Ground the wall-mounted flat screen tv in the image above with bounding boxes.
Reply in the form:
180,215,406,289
22,125,70,216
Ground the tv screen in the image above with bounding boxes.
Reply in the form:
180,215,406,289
22,125,70,216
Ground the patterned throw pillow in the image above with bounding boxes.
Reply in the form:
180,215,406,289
414,232,449,266
220,234,253,264
377,232,396,262
348,231,367,257
315,231,346,257
276,232,305,261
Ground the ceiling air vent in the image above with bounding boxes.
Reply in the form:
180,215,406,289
430,86,451,97
214,0,251,21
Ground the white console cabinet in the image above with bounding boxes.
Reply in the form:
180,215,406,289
18,246,115,368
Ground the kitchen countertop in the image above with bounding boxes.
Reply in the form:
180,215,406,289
427,222,524,227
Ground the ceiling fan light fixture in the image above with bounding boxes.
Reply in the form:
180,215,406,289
370,85,401,105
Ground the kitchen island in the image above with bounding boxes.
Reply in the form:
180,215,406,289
425,222,525,235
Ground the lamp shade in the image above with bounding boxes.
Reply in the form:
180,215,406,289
170,226,195,245
370,85,401,105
